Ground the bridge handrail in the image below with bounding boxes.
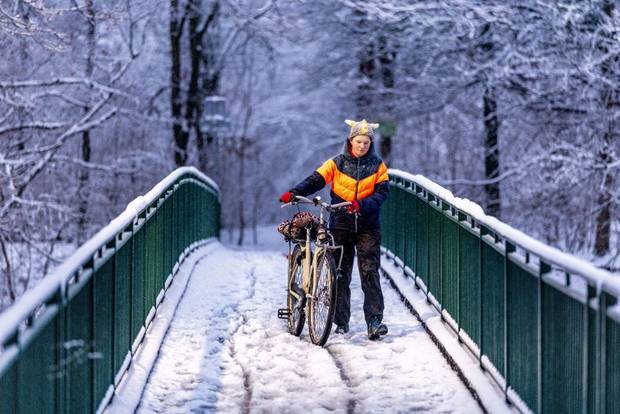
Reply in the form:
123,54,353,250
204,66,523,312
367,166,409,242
0,166,220,414
389,168,620,297
0,167,217,349
383,168,619,414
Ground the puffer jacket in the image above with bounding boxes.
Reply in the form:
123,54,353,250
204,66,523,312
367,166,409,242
290,138,389,232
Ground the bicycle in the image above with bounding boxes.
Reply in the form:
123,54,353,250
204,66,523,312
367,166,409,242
277,195,351,346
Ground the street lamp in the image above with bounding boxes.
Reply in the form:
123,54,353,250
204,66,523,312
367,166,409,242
201,96,231,180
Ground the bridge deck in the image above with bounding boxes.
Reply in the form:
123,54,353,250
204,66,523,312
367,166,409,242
110,232,484,413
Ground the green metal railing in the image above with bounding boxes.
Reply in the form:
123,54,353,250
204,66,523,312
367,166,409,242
0,167,219,413
381,169,620,414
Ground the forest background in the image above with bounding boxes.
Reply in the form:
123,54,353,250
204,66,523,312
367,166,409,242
1,0,618,311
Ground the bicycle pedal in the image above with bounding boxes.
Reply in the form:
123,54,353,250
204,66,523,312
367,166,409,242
277,308,290,319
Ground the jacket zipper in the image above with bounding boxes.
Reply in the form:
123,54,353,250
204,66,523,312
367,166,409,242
354,158,360,232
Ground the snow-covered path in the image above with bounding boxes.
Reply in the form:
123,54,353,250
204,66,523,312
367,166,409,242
132,234,482,413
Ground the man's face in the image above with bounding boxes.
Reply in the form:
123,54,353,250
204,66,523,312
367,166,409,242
350,135,371,158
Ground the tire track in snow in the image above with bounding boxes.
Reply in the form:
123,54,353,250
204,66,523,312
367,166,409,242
266,248,356,412
310,253,484,414
137,236,484,413
226,264,258,414
325,345,357,414
133,246,217,412
229,314,252,414
217,250,351,413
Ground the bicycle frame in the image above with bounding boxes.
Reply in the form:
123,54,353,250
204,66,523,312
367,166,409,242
284,196,348,304
278,195,353,344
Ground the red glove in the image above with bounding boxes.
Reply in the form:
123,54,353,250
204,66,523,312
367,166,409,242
346,200,360,214
279,191,295,203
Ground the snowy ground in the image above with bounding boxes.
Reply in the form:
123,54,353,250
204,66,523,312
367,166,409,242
114,227,484,413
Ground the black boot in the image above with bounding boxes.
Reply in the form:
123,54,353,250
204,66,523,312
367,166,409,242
367,316,388,340
334,322,349,334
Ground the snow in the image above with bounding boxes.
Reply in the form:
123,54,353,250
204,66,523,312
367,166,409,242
610,304,620,322
108,226,486,413
379,250,520,414
0,167,217,352
102,240,218,414
389,169,620,298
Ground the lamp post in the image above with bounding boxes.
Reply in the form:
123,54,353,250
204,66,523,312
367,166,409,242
201,96,230,182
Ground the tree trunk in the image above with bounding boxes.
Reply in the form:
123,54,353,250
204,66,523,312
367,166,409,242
77,0,96,245
77,131,91,244
594,119,614,257
237,138,245,246
355,40,375,119
0,237,15,303
252,159,260,245
171,0,220,168
184,0,203,164
483,85,501,218
236,54,254,246
252,216,258,245
353,7,374,121
197,1,221,175
594,0,616,257
170,0,188,166
196,131,208,172
594,165,612,256
377,35,397,164
354,30,398,165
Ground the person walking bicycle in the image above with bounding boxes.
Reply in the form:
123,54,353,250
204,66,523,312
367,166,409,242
279,119,389,340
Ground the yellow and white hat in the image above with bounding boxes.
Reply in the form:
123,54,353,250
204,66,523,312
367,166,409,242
345,119,380,139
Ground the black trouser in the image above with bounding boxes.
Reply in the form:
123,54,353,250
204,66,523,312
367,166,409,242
332,228,384,326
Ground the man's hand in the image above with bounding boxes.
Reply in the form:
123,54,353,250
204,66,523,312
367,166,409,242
346,200,360,214
279,191,295,203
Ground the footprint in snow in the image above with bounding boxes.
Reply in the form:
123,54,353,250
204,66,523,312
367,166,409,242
390,343,407,353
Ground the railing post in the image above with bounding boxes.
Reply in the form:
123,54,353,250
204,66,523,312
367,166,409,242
59,287,67,414
504,240,515,402
583,284,593,414
457,210,467,334
479,223,487,368
426,190,432,302
402,181,409,272
538,260,551,413
110,237,117,396
129,217,135,352
599,292,608,414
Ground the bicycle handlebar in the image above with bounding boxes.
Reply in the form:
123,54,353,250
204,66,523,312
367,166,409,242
280,195,352,212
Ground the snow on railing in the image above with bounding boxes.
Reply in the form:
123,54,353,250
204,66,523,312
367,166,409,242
384,169,620,414
388,168,620,299
0,166,218,351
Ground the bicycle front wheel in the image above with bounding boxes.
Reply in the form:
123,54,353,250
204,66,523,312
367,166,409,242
287,245,305,336
308,250,337,346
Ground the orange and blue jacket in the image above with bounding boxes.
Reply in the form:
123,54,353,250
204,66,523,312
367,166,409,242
291,140,389,231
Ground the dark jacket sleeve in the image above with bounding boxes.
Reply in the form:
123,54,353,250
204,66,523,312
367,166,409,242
359,181,389,215
290,171,326,197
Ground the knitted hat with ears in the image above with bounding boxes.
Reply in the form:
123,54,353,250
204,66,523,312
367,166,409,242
345,119,380,139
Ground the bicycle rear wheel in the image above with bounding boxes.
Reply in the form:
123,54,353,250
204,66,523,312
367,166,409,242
308,250,337,346
287,244,305,336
